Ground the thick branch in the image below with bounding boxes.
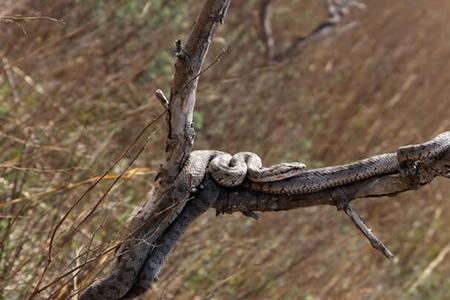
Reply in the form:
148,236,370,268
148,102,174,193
214,155,450,214
160,0,231,186
80,1,231,299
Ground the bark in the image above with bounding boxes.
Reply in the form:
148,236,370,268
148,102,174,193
80,1,231,298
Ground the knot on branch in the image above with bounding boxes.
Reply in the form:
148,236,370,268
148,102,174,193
174,39,190,61
397,131,450,189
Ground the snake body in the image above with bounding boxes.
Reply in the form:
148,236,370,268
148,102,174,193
397,131,450,163
210,132,450,194
81,131,450,299
123,178,219,298
199,151,398,194
248,152,398,194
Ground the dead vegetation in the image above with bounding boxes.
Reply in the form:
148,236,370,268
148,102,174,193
1,0,450,299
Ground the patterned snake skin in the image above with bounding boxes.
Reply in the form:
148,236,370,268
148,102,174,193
123,178,219,298
81,131,450,299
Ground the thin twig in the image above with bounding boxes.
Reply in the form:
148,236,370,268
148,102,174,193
343,203,394,259
30,111,166,298
175,48,227,96
0,15,64,23
69,128,160,242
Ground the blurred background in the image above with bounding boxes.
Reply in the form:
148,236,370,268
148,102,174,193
1,0,450,299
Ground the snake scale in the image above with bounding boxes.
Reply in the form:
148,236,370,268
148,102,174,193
81,131,450,299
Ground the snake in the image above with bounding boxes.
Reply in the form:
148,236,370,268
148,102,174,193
185,131,450,195
80,131,450,299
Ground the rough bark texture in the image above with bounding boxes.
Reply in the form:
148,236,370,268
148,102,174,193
80,1,232,299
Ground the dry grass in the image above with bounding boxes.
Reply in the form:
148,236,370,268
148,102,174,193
1,0,450,299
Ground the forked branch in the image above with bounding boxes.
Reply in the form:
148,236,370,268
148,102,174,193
259,0,366,62
80,1,231,299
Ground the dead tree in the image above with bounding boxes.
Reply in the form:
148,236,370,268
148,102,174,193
80,1,450,299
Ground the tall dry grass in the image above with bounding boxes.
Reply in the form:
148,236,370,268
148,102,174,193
1,0,450,299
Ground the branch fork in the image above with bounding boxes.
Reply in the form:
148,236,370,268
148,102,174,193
80,1,450,298
259,0,366,62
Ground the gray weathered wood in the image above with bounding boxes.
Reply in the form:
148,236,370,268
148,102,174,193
80,1,231,299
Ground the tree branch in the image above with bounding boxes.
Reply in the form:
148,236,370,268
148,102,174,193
80,1,231,299
119,135,450,297
259,0,275,61
212,142,450,257
259,0,365,62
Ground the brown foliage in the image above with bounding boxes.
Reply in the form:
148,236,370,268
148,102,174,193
1,0,450,299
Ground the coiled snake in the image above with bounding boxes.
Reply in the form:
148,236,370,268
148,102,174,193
81,131,450,299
